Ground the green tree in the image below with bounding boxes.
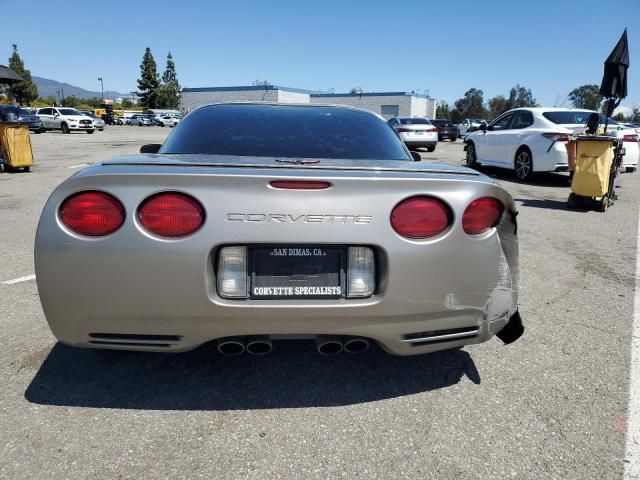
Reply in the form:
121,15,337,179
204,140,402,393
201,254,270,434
631,107,640,124
568,84,603,110
157,52,181,109
121,99,133,109
507,84,538,109
7,44,38,105
488,84,538,118
136,47,160,108
488,95,509,119
613,113,626,121
450,88,487,123
435,101,450,119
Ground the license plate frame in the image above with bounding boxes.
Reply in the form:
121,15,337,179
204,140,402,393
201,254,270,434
249,245,346,299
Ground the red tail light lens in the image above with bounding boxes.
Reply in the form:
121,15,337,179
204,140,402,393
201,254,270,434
462,197,504,235
623,134,639,142
427,128,438,132
270,180,331,190
542,132,570,142
391,196,452,239
138,192,205,237
59,191,125,236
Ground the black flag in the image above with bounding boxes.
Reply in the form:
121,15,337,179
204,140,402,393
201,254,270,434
599,29,629,100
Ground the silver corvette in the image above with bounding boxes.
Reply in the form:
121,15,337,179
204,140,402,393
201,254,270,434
35,103,523,356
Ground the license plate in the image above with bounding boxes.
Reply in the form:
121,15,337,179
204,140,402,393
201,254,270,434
250,246,344,299
414,131,424,135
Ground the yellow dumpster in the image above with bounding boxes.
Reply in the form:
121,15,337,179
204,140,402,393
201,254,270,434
0,124,34,172
571,137,612,197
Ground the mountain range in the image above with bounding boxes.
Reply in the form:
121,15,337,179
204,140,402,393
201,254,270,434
32,76,129,100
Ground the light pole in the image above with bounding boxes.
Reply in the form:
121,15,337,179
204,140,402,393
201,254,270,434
98,77,104,102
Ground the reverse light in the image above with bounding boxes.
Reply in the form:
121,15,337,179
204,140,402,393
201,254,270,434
59,191,125,236
217,246,248,298
347,247,375,298
390,196,452,239
138,192,205,238
462,197,504,235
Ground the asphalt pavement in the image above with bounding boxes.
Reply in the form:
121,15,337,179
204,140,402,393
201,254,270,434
0,127,638,479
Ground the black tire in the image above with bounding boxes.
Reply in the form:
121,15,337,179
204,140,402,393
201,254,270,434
466,141,477,168
426,146,436,152
159,122,165,127
61,123,70,134
600,195,609,212
23,166,31,172
86,130,95,134
451,137,457,142
514,147,534,181
567,193,577,209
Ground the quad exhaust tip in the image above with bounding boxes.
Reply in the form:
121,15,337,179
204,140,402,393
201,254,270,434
217,336,246,356
246,336,273,355
316,335,344,355
344,337,370,353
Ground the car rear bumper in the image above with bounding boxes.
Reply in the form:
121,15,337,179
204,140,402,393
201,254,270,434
35,167,521,356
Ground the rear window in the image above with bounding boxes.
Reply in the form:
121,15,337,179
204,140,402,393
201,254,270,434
543,111,619,126
160,104,411,160
431,120,452,126
399,118,431,125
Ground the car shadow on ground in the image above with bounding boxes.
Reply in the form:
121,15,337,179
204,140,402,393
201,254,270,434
515,198,574,211
474,166,571,188
25,341,480,410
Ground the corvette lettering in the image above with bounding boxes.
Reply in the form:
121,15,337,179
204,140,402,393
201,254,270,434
226,213,373,224
253,286,342,296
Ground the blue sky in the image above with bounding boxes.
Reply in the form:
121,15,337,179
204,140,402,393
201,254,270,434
1,0,638,108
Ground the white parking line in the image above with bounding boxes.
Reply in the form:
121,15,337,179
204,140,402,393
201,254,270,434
625,210,640,479
69,163,90,169
1,274,36,285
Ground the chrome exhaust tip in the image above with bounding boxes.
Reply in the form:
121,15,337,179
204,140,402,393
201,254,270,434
344,337,370,353
217,336,246,356
316,335,343,355
246,335,273,355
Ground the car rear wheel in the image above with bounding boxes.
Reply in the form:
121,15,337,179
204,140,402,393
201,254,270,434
86,129,95,134
466,141,477,168
515,147,534,181
427,146,436,152
450,137,457,142
61,123,70,134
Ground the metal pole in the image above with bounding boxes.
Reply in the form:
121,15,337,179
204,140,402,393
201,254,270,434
98,77,103,102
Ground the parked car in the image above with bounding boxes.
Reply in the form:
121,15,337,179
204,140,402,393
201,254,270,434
0,104,45,133
464,108,639,180
157,115,181,127
458,118,487,137
429,119,459,142
36,107,95,134
34,103,523,356
129,114,151,126
622,123,640,135
387,117,438,151
79,111,105,131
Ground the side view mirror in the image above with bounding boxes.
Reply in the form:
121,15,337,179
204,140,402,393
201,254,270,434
140,144,161,154
480,123,487,132
53,113,59,117
410,151,421,162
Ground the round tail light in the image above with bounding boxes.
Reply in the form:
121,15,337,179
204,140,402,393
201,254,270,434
462,197,504,235
391,196,452,239
138,192,205,237
59,191,125,236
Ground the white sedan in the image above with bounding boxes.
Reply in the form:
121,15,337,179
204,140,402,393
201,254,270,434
458,118,487,137
464,108,639,180
387,117,438,152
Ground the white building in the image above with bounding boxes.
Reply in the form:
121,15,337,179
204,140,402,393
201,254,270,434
310,92,436,119
180,86,437,119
